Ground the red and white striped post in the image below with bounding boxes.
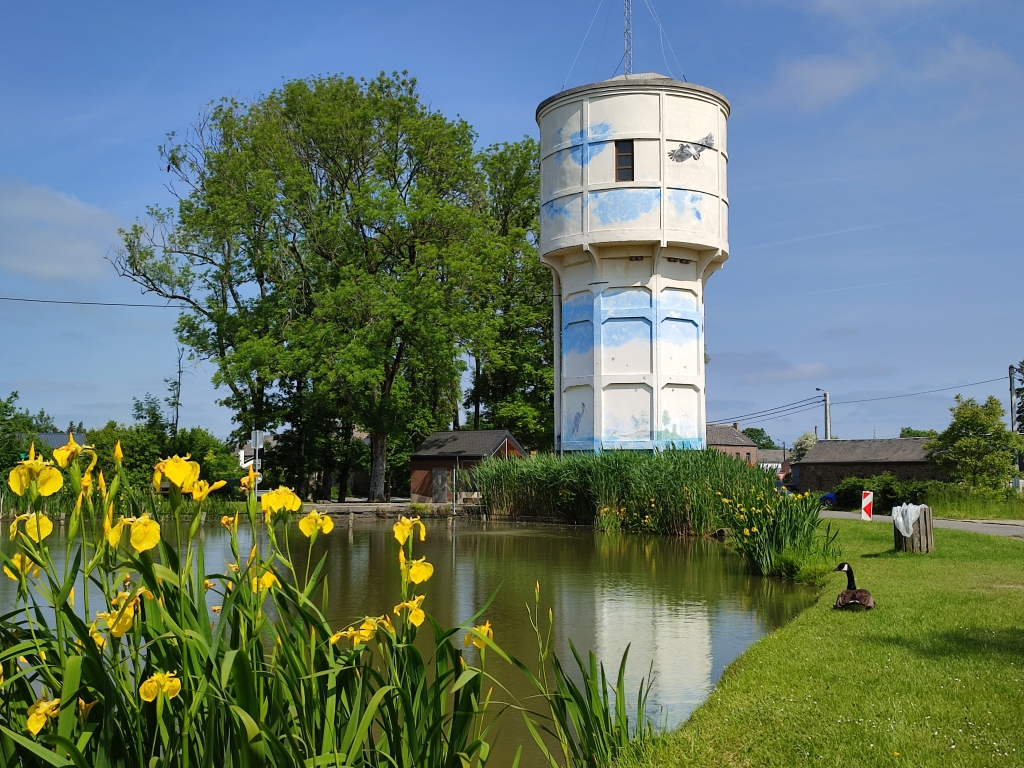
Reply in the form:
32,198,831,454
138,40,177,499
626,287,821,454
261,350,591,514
861,491,874,521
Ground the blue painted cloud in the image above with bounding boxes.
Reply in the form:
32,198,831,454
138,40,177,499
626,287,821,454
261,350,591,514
587,189,661,226
565,122,613,166
562,320,594,355
602,318,651,348
668,189,705,223
542,197,577,224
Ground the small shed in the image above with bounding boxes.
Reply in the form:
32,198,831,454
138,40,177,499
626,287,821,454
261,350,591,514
793,438,947,491
410,430,526,504
706,423,758,465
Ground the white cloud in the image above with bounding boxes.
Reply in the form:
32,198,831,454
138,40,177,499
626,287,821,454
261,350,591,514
0,179,123,281
765,52,884,111
714,351,893,384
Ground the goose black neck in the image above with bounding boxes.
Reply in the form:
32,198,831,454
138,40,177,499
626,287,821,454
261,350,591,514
845,568,857,591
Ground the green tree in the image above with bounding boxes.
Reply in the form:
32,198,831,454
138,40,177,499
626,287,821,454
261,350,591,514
900,426,938,438
116,73,485,501
925,395,1023,489
741,427,778,450
464,138,554,450
789,431,817,463
0,392,57,471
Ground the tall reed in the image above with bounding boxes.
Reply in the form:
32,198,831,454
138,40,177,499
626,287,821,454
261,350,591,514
0,438,656,767
472,449,823,574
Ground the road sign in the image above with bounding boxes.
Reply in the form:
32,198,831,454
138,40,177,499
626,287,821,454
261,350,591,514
255,459,262,471
861,491,874,521
251,430,264,448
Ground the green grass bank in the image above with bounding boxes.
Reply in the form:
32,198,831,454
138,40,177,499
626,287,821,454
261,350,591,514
620,520,1024,767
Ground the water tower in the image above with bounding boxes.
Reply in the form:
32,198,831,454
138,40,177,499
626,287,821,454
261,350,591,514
536,72,730,451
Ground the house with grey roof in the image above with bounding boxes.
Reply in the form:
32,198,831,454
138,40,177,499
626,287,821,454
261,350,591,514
706,423,758,465
793,438,947,491
410,430,526,503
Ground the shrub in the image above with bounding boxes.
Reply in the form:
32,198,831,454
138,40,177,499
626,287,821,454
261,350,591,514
832,474,929,510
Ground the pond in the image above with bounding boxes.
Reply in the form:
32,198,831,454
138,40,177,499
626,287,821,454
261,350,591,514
0,517,816,764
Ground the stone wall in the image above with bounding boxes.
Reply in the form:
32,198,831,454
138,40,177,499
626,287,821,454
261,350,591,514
796,461,948,492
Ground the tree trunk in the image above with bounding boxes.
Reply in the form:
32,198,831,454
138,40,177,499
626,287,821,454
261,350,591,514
368,432,387,502
474,356,481,430
318,456,334,501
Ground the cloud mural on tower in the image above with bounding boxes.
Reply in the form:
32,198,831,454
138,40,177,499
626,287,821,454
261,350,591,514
588,188,661,228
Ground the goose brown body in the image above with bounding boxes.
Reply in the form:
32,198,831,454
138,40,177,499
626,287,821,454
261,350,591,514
833,563,875,610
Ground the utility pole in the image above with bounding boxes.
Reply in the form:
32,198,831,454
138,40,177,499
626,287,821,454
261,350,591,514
816,388,831,439
1011,365,1019,434
624,0,632,75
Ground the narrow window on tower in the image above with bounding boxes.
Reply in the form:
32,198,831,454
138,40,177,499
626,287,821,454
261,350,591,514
615,140,634,182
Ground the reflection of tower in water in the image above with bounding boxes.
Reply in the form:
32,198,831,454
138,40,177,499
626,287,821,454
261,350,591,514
536,73,730,452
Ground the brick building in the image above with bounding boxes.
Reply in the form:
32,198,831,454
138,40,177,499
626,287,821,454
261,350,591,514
706,423,758,465
793,438,947,491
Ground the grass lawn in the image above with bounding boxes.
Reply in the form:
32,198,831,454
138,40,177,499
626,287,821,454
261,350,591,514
621,520,1024,767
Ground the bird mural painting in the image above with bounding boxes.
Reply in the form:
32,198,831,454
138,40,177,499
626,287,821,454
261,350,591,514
833,562,876,610
569,403,586,438
668,134,715,165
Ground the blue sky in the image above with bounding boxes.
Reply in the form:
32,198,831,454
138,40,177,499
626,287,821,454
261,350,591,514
1,0,1021,445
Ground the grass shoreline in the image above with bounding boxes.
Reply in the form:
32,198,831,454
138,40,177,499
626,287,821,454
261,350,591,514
619,520,1024,767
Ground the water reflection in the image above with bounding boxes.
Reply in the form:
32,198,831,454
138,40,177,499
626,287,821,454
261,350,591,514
0,518,815,764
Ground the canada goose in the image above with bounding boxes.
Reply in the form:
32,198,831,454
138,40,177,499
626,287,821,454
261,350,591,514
833,562,875,610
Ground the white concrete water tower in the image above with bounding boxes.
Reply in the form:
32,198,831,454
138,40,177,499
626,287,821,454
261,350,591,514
536,73,730,451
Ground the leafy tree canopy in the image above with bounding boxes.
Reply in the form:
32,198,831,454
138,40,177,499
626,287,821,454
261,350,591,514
925,395,1024,489
789,431,817,463
900,426,938,438
741,427,778,450
115,72,553,499
0,392,57,471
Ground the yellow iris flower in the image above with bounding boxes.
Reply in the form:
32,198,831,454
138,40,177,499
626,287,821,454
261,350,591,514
240,464,257,492
7,445,63,498
250,568,281,593
191,479,227,502
10,512,54,543
298,510,334,538
113,440,124,464
153,455,200,492
96,603,135,638
88,622,106,650
221,513,239,532
464,619,494,650
393,595,426,627
139,671,181,703
330,616,385,646
407,556,434,585
393,515,426,546
97,471,106,498
52,433,83,468
261,486,301,521
3,552,40,580
129,514,161,552
26,696,60,736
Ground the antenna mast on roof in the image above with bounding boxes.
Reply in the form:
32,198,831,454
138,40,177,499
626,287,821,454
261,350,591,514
624,0,632,75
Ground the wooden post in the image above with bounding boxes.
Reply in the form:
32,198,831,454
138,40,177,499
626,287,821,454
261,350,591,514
894,505,935,553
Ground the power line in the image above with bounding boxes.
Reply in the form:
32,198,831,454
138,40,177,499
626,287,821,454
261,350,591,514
561,0,606,91
832,377,1005,405
711,396,820,424
0,295,181,309
735,403,823,426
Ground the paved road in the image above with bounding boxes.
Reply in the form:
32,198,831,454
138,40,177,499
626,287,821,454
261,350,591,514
820,510,1024,538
